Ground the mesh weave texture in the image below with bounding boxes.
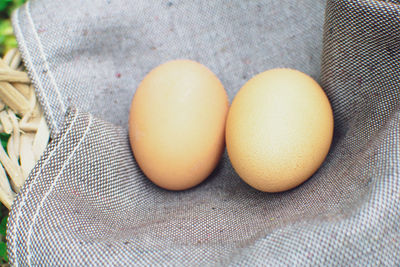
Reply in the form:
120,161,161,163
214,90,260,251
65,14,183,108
7,0,400,265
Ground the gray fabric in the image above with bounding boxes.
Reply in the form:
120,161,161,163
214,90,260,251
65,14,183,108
6,0,400,265
11,0,326,137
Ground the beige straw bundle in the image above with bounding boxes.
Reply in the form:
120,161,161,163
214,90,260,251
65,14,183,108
0,48,49,209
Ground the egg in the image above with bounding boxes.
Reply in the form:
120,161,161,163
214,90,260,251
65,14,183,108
129,60,229,191
226,68,334,192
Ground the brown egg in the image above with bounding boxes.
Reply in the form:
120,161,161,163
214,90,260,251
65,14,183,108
226,68,334,192
129,60,229,190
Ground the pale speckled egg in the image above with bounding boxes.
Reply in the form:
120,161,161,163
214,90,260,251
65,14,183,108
226,68,334,192
129,60,229,191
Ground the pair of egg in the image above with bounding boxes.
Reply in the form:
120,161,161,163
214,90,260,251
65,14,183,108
129,60,334,192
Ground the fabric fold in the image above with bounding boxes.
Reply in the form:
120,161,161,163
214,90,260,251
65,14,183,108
6,0,400,265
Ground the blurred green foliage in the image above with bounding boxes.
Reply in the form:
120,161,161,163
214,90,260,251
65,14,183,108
0,133,10,151
0,205,8,265
0,216,8,262
0,0,27,54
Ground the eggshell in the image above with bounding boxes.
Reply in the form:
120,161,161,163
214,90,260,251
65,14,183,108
129,60,229,190
226,68,334,192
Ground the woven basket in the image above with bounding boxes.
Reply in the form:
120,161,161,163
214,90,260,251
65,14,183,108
0,48,49,209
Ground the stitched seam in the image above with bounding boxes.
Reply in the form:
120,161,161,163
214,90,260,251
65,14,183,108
11,110,79,267
26,1,66,113
26,114,92,266
13,6,59,131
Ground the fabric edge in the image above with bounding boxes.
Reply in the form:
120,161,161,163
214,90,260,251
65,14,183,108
11,3,67,139
6,108,81,266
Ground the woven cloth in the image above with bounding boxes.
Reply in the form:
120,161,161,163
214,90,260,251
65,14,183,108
7,0,400,265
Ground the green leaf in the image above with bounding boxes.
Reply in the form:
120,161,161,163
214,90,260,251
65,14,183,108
13,0,26,7
0,20,13,36
0,216,7,237
0,133,10,151
0,241,8,262
4,35,17,51
0,0,12,12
